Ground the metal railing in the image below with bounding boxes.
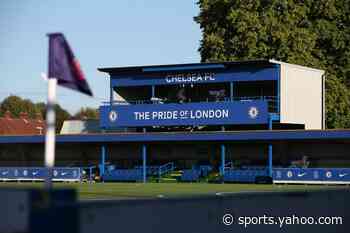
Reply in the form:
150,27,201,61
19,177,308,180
158,162,175,179
102,96,278,113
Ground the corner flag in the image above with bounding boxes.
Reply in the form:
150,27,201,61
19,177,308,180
44,33,93,188
48,33,93,96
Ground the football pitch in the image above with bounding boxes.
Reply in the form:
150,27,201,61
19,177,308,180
0,182,344,200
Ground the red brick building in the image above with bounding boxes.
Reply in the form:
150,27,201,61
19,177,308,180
0,111,45,135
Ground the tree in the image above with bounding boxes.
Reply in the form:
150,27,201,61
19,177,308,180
35,102,71,133
325,76,350,128
0,95,71,133
74,107,99,120
195,0,350,128
0,95,39,118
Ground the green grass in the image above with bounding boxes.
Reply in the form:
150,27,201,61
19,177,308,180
0,182,346,200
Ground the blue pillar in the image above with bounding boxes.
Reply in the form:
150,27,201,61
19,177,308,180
277,68,280,113
142,144,147,183
89,167,93,182
268,144,273,177
220,144,226,176
268,116,273,130
100,145,106,177
268,116,273,177
151,85,155,98
110,79,113,105
110,88,113,104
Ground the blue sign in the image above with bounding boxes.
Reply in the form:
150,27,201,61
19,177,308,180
0,167,81,181
111,66,279,87
100,101,268,127
273,168,350,184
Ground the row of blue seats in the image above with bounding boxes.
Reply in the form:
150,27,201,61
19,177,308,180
103,169,143,181
240,166,267,170
198,165,213,177
223,169,269,183
180,169,201,182
134,165,161,176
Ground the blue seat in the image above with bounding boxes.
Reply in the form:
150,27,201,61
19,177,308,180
224,168,269,183
181,169,201,182
103,169,143,182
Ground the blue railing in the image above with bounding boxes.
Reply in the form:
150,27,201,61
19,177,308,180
102,96,278,113
223,161,234,170
134,162,175,178
158,162,175,178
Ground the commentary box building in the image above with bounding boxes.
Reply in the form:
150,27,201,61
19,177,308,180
99,59,325,131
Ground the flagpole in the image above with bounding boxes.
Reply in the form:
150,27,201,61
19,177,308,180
44,77,57,189
44,33,93,189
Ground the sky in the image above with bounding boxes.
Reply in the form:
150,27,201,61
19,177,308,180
0,0,201,114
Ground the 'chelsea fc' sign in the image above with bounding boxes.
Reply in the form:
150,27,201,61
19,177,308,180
165,73,215,84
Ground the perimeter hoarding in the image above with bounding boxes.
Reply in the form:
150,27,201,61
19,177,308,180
0,167,81,181
273,168,350,184
100,100,268,128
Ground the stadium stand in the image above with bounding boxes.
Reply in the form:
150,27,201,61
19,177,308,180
2,61,350,186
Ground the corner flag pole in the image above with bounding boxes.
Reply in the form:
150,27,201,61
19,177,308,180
44,33,93,189
44,77,57,189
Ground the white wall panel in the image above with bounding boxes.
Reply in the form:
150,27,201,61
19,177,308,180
279,62,324,129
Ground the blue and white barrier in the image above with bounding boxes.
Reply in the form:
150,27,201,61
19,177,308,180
273,168,350,184
0,167,81,182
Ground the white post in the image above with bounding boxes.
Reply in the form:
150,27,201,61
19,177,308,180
44,78,57,189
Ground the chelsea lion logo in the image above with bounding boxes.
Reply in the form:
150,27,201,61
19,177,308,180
248,106,259,119
109,110,118,122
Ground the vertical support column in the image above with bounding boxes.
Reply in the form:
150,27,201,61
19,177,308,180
268,116,273,177
230,82,234,101
268,144,273,177
110,87,113,104
110,79,113,105
151,85,155,98
142,144,147,183
277,67,280,114
220,126,226,177
89,167,93,182
220,144,226,176
100,145,106,178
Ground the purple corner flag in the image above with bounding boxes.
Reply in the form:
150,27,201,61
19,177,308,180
48,33,93,96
